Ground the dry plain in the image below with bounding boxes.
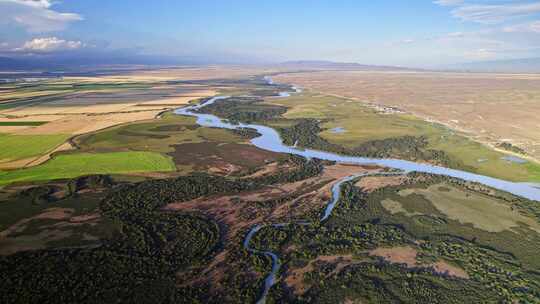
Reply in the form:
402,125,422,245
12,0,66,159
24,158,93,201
274,71,540,161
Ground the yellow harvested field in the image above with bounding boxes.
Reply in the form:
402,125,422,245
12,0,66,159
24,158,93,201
0,88,216,135
274,71,540,160
9,111,163,135
61,66,278,83
135,91,216,106
115,66,280,81
0,90,69,103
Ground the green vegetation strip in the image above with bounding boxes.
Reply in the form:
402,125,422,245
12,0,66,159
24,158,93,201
0,133,70,162
0,121,47,126
0,151,176,185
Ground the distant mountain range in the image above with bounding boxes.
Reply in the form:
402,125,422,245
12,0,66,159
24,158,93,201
447,58,540,73
278,60,417,71
283,59,540,73
2,55,540,73
0,54,218,72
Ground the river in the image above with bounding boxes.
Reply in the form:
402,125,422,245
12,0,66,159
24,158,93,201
174,96,540,202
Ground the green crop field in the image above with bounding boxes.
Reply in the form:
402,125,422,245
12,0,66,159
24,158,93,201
0,121,48,126
0,133,70,162
0,151,175,185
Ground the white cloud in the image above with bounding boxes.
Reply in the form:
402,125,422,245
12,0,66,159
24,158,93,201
433,0,463,7
447,31,465,37
16,37,84,52
503,20,540,33
444,2,540,24
400,39,415,44
429,0,540,62
0,42,10,51
464,48,498,60
0,0,82,32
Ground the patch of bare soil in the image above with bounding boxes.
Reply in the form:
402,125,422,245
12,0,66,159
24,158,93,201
284,255,361,295
355,175,409,192
369,246,469,279
170,142,284,175
370,246,418,267
431,261,470,279
70,213,101,223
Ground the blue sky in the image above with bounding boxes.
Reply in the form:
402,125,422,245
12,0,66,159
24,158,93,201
1,0,540,67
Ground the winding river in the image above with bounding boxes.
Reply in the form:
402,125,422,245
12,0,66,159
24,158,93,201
242,171,404,304
174,87,540,303
175,96,540,201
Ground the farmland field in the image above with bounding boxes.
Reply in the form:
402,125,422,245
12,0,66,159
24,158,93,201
0,133,70,162
0,151,175,185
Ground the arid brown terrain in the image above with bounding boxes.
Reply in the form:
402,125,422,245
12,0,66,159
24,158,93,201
275,71,540,160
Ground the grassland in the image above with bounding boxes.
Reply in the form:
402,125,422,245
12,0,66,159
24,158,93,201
271,92,438,142
0,151,175,185
269,92,540,182
0,133,70,162
398,183,540,233
75,113,244,153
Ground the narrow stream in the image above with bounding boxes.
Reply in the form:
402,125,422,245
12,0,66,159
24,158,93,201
242,171,404,304
174,86,540,303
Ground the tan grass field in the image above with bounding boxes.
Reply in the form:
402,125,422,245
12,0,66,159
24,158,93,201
274,71,540,160
399,183,540,233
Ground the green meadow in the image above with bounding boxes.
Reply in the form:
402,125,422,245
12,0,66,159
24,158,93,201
0,151,175,185
0,133,70,162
